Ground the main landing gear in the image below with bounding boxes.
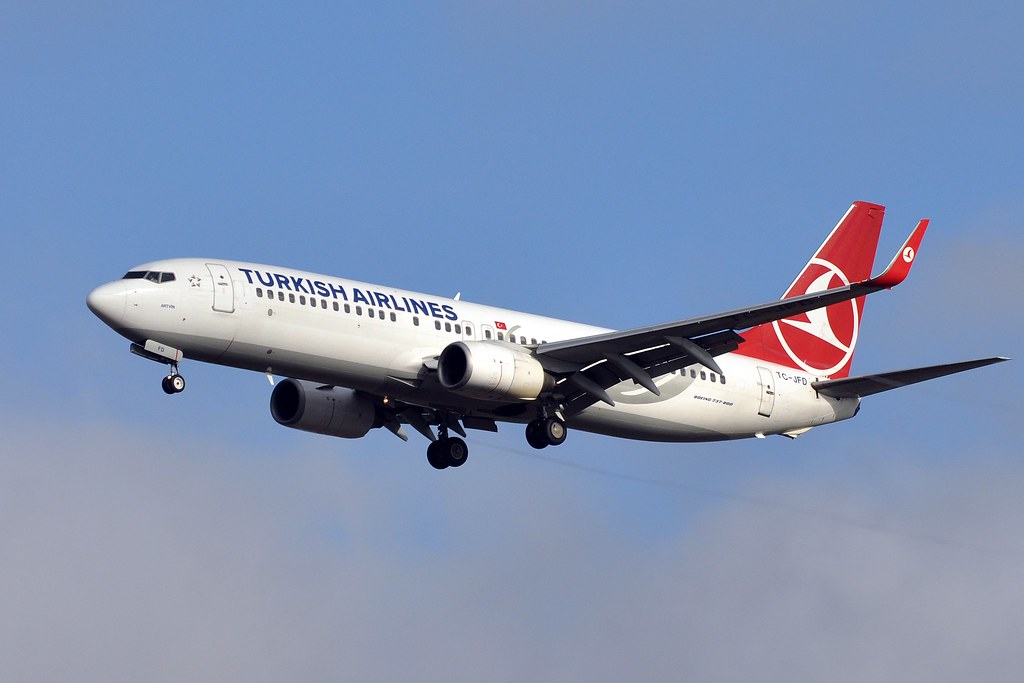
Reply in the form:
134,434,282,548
419,408,566,469
426,437,469,470
525,416,567,449
426,419,469,470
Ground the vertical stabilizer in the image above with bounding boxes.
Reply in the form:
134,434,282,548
735,202,886,378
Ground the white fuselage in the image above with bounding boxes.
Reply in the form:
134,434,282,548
87,258,860,442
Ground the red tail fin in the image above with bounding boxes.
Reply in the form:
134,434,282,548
735,202,886,378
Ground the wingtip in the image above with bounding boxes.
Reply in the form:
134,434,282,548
867,218,929,288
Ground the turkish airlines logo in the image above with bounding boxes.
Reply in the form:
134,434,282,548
772,258,858,376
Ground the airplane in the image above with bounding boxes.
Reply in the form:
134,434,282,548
87,202,1007,470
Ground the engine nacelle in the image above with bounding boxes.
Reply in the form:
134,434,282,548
437,341,552,401
270,378,377,439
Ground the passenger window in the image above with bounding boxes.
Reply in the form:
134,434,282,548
288,293,295,303
445,322,452,332
278,291,285,302
256,288,263,298
345,304,351,313
368,308,375,318
390,312,396,322
356,306,362,315
413,316,419,326
700,371,707,380
322,300,327,309
531,338,537,345
497,332,504,341
721,375,727,385
454,324,461,334
484,329,492,339
465,324,474,337
300,295,306,305
333,302,339,311
435,320,442,330
711,374,717,383
690,369,696,378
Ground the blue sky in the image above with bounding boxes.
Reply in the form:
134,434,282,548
2,2,1023,680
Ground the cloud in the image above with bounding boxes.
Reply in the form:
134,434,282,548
2,417,1023,682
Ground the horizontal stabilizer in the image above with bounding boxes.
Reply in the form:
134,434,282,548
813,357,1009,398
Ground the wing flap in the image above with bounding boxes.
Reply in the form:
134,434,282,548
559,330,742,415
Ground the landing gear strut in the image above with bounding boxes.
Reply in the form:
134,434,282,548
525,416,567,449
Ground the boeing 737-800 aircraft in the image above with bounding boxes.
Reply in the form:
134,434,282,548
88,202,1006,469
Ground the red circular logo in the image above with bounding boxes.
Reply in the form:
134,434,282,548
771,258,859,376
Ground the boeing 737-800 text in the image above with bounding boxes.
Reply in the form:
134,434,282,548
87,202,1007,469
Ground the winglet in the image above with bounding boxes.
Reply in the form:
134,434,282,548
866,218,929,288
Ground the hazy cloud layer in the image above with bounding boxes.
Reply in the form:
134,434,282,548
2,421,1021,682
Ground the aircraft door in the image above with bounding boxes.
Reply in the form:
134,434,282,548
206,263,235,313
756,366,776,417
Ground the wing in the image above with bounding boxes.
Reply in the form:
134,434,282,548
812,358,1009,398
536,219,929,415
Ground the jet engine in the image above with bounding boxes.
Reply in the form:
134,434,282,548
270,378,377,438
437,341,552,401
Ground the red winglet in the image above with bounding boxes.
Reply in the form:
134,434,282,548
865,218,929,288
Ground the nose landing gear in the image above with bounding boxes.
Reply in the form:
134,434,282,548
161,371,186,395
130,340,187,395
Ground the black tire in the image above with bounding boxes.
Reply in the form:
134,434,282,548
445,437,469,468
542,417,567,446
170,374,186,393
161,376,176,394
525,421,549,449
426,441,449,470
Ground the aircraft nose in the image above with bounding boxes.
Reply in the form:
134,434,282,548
87,281,127,328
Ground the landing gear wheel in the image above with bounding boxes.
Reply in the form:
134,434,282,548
426,441,449,470
426,437,470,469
541,417,567,446
162,374,186,394
525,421,549,450
526,417,568,447
444,437,468,468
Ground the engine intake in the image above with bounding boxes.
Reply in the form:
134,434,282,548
270,378,377,439
438,341,552,401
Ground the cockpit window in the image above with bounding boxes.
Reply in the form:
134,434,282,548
122,270,176,283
